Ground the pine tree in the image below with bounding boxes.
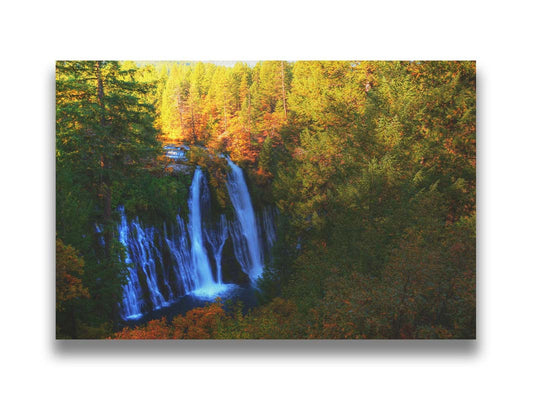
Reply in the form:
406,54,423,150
56,60,160,326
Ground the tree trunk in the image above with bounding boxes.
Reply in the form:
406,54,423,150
96,61,120,327
176,87,184,139
248,92,252,151
190,100,196,143
223,95,228,132
281,61,287,119
95,61,112,256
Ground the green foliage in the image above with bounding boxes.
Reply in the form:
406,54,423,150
187,146,231,212
268,61,475,338
112,171,191,224
56,61,164,336
256,213,298,304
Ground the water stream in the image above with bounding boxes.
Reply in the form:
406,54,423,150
118,157,276,320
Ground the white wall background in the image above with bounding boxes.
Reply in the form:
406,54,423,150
1,1,531,399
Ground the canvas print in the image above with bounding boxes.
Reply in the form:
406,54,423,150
56,61,476,339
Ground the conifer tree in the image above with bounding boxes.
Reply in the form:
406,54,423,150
56,60,160,326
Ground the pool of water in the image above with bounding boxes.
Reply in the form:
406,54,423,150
117,284,258,330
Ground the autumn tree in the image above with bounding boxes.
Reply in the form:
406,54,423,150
56,238,89,338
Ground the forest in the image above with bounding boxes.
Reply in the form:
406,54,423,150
56,60,476,339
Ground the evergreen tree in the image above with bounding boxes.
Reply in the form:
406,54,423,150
56,61,160,329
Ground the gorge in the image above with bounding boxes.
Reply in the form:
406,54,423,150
115,157,277,321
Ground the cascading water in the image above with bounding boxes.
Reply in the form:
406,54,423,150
205,214,228,284
118,155,276,320
260,206,277,259
131,221,167,308
225,158,264,283
187,168,232,298
187,168,217,288
118,207,168,318
118,207,147,319
163,217,195,294
265,208,277,250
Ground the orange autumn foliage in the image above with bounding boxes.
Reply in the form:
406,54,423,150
56,238,89,312
112,301,225,340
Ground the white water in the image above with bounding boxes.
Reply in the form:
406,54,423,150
163,217,195,294
118,207,163,319
205,214,228,284
187,167,231,298
188,168,217,287
226,158,264,283
118,157,276,320
261,206,278,257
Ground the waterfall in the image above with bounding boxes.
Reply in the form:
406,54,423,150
118,156,276,320
163,217,195,294
260,206,277,260
205,214,228,284
119,208,197,320
130,220,167,309
264,208,277,251
118,207,169,319
186,167,232,298
226,158,264,283
118,208,147,320
187,168,217,288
